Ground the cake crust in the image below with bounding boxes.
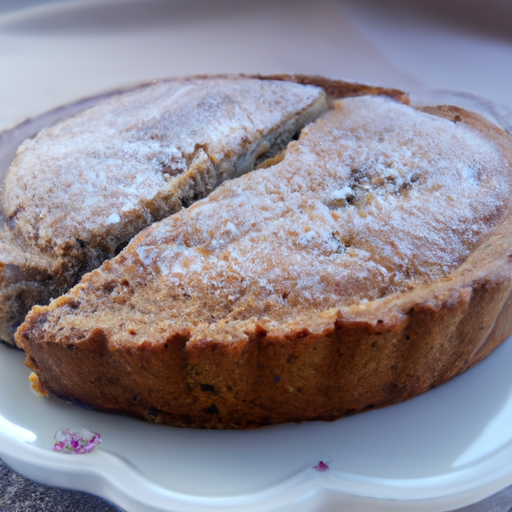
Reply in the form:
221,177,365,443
15,77,512,429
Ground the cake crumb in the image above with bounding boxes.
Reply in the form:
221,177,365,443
29,372,49,397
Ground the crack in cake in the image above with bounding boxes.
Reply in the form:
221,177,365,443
14,77,512,429
0,76,329,344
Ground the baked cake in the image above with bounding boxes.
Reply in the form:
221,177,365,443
16,83,512,428
0,76,329,344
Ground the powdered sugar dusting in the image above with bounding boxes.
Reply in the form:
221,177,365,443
59,96,512,342
3,78,324,254
106,213,120,225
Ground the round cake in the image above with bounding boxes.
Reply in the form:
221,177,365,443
15,75,512,429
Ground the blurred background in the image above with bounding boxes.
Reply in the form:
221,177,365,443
0,0,511,130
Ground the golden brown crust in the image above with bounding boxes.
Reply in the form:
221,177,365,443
15,77,512,429
252,73,410,105
18,270,512,429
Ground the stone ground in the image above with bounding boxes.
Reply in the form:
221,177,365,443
0,459,119,512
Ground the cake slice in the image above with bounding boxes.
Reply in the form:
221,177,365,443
17,94,512,428
0,76,328,344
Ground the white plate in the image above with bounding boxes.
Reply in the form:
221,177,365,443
2,1,512,511
3,329,512,512
0,86,512,512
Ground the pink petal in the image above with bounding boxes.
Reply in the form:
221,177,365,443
313,461,329,471
53,428,102,454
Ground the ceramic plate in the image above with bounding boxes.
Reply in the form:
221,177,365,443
3,329,512,512
0,83,512,512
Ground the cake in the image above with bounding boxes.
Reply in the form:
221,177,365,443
0,75,330,344
15,78,512,429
